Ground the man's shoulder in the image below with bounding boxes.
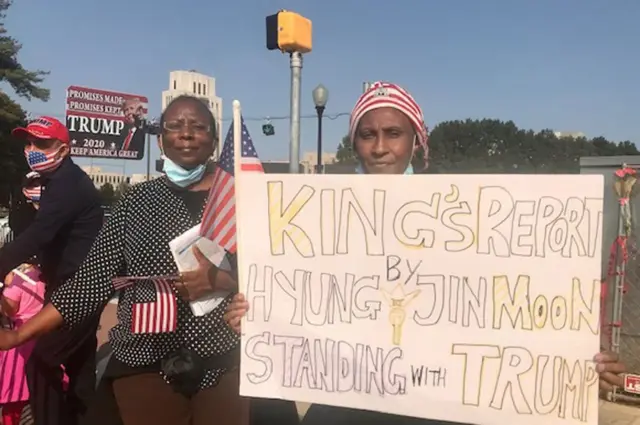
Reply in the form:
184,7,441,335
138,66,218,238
45,159,99,199
66,160,99,192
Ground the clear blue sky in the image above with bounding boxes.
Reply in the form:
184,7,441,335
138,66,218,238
6,0,639,175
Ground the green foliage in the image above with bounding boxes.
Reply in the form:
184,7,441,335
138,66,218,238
336,118,639,174
99,183,116,206
0,91,27,205
335,135,357,164
0,1,49,102
115,182,130,201
0,0,50,206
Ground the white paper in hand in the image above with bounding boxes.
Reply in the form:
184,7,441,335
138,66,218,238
168,224,231,316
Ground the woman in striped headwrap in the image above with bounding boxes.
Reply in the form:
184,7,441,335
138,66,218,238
348,81,429,175
225,81,625,425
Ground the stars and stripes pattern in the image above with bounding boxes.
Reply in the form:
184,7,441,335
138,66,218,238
23,186,42,202
130,278,177,334
111,276,135,291
24,150,60,173
23,171,43,202
200,117,263,254
111,274,181,291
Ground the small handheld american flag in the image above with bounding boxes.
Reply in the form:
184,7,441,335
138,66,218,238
130,278,177,334
200,117,263,254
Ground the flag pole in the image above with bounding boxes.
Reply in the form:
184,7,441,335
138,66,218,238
231,100,245,299
233,100,242,176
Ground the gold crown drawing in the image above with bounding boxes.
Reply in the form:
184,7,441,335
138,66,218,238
381,282,421,346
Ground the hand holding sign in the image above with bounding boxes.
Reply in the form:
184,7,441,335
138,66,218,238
595,351,625,391
225,293,249,334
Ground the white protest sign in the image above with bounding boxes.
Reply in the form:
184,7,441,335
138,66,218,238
236,174,604,425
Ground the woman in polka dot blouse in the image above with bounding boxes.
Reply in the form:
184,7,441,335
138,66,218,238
0,95,256,425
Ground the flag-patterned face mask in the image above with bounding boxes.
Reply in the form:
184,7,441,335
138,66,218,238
24,145,64,173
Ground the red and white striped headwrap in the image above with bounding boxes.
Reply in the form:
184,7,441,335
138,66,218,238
349,81,428,156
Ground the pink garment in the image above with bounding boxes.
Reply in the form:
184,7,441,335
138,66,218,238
0,266,45,404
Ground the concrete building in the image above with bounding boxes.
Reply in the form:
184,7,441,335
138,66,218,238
81,166,128,188
300,151,338,174
81,166,158,189
129,173,158,185
258,152,338,174
161,70,223,156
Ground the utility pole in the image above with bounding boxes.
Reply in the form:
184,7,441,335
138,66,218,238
289,52,303,174
266,10,312,174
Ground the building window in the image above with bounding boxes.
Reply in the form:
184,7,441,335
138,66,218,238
203,84,207,96
193,82,196,93
173,80,176,89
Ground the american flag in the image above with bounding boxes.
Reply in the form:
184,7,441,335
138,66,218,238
23,171,42,202
130,279,177,334
200,117,263,253
23,186,41,202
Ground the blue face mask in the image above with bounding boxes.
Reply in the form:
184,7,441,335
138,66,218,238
356,163,414,175
162,156,207,188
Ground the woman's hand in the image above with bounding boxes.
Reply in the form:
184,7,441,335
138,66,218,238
174,246,236,301
224,293,249,334
595,351,625,391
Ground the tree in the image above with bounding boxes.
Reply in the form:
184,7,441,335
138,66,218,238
336,136,357,164
0,0,50,206
99,183,116,206
115,181,130,201
336,118,639,174
0,91,27,205
429,120,639,173
0,1,49,102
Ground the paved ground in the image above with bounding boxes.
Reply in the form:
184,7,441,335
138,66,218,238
8,399,640,424
295,401,640,423
600,401,640,425
296,402,310,418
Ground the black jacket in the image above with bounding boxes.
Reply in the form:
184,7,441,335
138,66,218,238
7,195,36,238
0,157,103,292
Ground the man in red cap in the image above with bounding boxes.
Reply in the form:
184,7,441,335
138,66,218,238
1,116,104,425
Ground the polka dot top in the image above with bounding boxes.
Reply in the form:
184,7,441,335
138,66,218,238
50,176,240,389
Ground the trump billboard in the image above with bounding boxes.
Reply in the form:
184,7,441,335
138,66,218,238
66,86,148,160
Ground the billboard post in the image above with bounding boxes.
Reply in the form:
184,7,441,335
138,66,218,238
144,119,161,182
65,86,149,161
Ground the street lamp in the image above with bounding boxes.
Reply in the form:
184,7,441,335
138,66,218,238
312,84,329,174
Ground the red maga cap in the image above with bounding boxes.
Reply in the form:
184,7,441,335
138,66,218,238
12,116,70,144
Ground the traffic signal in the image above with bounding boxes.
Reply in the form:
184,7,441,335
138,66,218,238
266,10,312,54
262,123,275,136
